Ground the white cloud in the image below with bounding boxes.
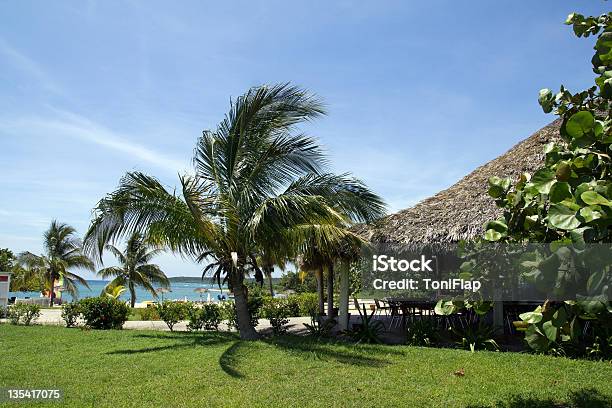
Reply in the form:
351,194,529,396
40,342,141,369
0,37,64,95
0,110,187,173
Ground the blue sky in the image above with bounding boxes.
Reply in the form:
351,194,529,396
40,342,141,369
0,1,608,278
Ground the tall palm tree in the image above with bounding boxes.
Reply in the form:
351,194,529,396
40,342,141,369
84,84,385,339
19,221,94,306
97,232,170,307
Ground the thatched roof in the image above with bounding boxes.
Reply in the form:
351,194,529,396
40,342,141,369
356,120,562,245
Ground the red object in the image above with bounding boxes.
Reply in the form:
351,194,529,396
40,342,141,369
0,276,8,282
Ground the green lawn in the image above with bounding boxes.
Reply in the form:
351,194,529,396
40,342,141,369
0,325,610,408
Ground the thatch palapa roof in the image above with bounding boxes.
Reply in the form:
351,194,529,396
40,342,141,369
356,120,562,246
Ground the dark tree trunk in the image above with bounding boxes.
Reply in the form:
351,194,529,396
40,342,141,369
129,283,136,308
230,269,259,340
316,266,325,316
327,263,334,317
267,271,274,297
49,271,55,307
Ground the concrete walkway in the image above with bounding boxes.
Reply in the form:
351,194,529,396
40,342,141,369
2,308,316,333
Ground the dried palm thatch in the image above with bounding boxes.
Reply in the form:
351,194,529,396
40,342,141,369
354,120,562,246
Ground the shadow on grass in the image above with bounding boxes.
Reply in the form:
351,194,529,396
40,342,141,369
216,334,395,379
107,331,237,355
465,388,611,408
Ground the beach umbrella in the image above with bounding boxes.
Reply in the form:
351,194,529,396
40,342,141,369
156,287,171,302
194,287,208,301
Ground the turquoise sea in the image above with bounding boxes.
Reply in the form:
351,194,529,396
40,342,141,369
9,280,229,304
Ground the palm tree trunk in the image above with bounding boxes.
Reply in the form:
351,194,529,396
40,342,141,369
327,263,334,317
267,268,274,297
316,266,324,316
129,283,136,308
230,269,259,340
48,271,55,307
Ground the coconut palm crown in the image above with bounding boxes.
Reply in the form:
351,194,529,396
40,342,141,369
18,220,94,306
98,232,170,307
84,83,386,339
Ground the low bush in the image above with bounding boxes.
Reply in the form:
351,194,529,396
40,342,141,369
8,303,41,326
201,303,222,330
406,319,439,347
139,307,161,321
293,293,318,317
79,297,130,330
0,305,7,318
156,301,187,331
261,298,292,335
218,301,237,330
187,303,223,331
61,302,81,327
218,296,262,331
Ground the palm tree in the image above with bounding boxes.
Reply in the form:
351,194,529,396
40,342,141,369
18,221,94,306
97,233,170,307
84,84,385,339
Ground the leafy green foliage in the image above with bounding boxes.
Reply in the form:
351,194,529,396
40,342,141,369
261,298,292,335
186,303,222,331
452,321,499,353
98,233,169,307
405,319,438,347
8,303,41,326
79,297,130,330
61,302,81,328
156,301,188,332
347,301,384,344
483,10,612,356
17,221,93,304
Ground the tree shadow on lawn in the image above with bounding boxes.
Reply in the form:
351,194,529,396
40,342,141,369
107,331,237,355
105,331,400,380
465,388,611,408
218,334,398,379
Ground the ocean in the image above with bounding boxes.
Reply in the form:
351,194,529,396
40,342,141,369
9,280,229,304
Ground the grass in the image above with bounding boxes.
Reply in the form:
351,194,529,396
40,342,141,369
0,325,611,408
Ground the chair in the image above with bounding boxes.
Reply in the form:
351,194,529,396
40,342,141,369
374,299,391,317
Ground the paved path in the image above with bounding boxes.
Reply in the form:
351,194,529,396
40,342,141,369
2,308,315,333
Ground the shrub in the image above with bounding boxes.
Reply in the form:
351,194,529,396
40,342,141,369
139,306,161,321
262,299,292,335
218,296,261,331
293,293,318,317
452,321,499,352
61,302,81,327
156,301,187,331
79,297,130,330
218,301,237,330
406,319,438,347
201,303,222,330
186,303,203,331
8,303,41,326
0,305,7,318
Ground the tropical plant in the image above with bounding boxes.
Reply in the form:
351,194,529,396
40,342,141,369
156,301,188,331
483,10,612,355
78,297,130,330
102,284,127,300
406,319,439,347
97,233,169,307
18,221,94,306
8,303,40,326
261,298,292,335
347,301,385,344
84,84,385,339
61,302,81,327
452,321,499,353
